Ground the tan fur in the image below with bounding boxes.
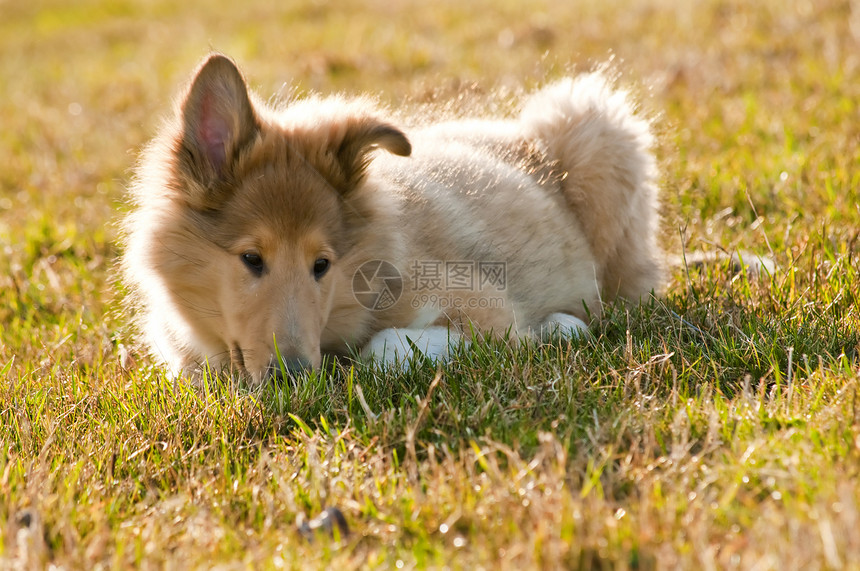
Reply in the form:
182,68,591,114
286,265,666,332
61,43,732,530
121,53,663,385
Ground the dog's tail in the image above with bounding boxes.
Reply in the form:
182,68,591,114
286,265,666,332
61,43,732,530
519,72,662,301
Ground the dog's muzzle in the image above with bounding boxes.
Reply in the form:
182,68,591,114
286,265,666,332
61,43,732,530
267,356,312,380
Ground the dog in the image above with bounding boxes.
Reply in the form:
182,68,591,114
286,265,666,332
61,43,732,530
121,53,662,385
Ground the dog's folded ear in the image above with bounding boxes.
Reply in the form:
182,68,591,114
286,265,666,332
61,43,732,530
176,53,258,208
335,119,411,189
285,105,411,193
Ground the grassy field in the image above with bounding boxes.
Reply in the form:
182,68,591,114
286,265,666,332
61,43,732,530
1,0,859,568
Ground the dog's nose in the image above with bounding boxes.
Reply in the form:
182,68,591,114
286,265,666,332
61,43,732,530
267,356,312,380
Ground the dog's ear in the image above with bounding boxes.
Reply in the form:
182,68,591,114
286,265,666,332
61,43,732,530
334,119,411,190
177,54,258,207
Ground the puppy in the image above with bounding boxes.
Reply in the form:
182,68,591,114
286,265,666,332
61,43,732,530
121,54,661,384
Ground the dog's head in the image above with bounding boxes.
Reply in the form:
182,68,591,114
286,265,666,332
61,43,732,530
145,54,410,385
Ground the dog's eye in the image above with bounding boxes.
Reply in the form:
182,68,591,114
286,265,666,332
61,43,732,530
312,258,330,280
241,251,265,276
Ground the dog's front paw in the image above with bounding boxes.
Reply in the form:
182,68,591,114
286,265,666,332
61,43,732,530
361,326,461,368
540,312,590,339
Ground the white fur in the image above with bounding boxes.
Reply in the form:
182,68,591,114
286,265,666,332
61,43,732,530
540,313,590,339
361,326,463,367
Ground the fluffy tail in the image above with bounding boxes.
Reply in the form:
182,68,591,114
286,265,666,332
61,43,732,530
520,72,663,300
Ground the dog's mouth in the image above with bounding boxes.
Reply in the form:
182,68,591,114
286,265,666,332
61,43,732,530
231,343,246,371
231,343,313,384
230,343,262,384
265,355,314,381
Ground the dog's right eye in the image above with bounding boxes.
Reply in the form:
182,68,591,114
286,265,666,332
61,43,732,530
241,251,265,276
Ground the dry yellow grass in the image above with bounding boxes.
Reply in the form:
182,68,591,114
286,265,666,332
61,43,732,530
1,0,859,568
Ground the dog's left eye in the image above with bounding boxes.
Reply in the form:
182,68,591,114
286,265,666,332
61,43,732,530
312,258,330,280
241,251,265,276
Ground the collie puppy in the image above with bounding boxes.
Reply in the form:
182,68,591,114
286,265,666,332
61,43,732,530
121,54,661,384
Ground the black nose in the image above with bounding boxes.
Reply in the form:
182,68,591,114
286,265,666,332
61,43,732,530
267,356,312,380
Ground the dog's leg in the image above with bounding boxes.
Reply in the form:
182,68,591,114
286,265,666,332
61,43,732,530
361,326,463,368
539,312,589,339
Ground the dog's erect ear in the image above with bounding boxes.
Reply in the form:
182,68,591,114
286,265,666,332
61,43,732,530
335,119,411,190
177,54,258,205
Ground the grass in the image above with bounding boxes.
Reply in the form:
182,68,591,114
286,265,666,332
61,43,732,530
1,0,859,568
